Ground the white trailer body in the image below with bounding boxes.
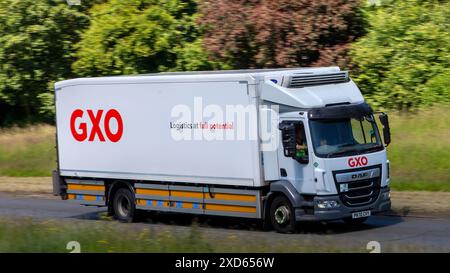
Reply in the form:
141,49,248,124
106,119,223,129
56,76,262,187
53,67,392,232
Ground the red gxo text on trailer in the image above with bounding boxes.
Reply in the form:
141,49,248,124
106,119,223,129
70,109,123,143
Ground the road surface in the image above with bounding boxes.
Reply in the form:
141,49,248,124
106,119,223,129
0,194,449,252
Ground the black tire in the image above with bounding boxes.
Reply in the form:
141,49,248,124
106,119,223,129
259,215,272,231
112,188,136,223
269,196,297,233
343,217,368,225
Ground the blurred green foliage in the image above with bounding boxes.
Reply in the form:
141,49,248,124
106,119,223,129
351,0,450,110
0,0,448,124
0,0,107,126
73,0,218,76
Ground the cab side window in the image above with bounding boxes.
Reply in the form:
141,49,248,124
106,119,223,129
279,121,309,164
295,123,309,163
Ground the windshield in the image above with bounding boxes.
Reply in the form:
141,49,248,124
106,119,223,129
309,115,383,158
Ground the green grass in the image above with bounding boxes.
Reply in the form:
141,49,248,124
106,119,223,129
0,217,350,253
386,107,450,191
0,125,56,176
0,107,449,191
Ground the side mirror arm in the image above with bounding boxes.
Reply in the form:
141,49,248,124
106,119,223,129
375,112,391,147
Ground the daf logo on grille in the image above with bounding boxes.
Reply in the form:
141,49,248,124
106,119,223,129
335,168,381,183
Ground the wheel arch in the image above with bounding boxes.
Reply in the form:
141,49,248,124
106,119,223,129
106,180,135,214
263,180,303,219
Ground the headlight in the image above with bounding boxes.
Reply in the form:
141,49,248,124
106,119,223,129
382,192,391,200
317,200,340,209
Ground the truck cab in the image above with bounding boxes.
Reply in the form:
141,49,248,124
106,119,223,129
258,68,392,232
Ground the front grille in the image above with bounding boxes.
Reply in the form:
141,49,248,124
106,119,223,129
333,165,382,207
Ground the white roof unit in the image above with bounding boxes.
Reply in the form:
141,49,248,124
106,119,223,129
55,66,365,110
282,71,349,88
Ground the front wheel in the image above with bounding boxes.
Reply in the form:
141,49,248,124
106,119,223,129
270,196,297,233
112,188,136,223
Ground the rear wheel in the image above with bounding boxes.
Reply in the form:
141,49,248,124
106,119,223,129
112,188,136,223
270,196,297,233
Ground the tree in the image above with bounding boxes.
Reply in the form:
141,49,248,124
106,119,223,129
0,0,97,125
351,0,450,110
73,0,217,77
198,0,366,69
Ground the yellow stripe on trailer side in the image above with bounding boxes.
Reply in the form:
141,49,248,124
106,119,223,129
67,193,104,201
136,199,170,207
134,183,261,218
67,184,105,191
205,192,256,202
171,190,203,199
65,179,106,206
204,203,257,213
82,195,100,201
136,188,169,196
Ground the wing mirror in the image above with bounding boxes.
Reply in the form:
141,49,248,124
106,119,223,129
378,113,391,146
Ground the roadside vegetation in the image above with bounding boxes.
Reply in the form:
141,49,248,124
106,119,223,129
0,107,448,191
387,107,450,191
1,1,448,126
0,216,444,253
0,217,351,253
0,125,55,177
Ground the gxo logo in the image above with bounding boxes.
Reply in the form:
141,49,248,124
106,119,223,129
348,156,368,168
70,109,123,142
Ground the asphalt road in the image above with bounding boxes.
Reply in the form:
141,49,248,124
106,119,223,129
0,194,449,252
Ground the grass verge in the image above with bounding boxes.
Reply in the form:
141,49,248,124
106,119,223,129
0,217,351,253
0,125,55,176
387,106,450,191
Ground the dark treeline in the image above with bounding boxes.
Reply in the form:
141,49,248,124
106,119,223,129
0,0,448,126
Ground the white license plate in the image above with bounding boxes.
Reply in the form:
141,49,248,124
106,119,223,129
352,210,371,219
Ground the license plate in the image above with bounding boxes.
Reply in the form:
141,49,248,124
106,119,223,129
352,210,371,219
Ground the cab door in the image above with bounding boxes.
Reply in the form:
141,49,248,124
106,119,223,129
277,118,316,194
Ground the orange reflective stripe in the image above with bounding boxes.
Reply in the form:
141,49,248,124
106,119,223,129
83,195,99,201
67,184,105,191
171,190,203,199
205,193,256,202
136,189,169,196
205,204,256,213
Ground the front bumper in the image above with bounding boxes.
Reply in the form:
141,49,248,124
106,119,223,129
295,187,391,221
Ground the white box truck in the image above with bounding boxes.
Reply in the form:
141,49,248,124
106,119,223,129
53,67,392,233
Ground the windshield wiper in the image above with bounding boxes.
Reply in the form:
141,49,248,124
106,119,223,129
326,149,362,158
361,145,384,153
337,142,356,148
328,145,382,157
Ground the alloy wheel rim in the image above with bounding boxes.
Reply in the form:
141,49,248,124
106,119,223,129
274,205,290,224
